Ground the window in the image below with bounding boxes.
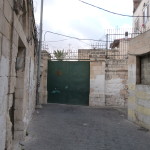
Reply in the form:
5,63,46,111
143,3,149,24
136,54,150,85
141,54,150,85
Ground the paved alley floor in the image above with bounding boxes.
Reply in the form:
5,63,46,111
23,104,150,150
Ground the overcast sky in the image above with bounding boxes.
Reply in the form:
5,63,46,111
33,0,133,51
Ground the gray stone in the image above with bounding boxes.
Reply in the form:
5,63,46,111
4,0,12,23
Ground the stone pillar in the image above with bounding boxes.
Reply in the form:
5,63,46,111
89,50,106,106
39,50,51,104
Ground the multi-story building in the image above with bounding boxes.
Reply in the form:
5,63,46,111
128,0,150,130
0,0,38,149
133,0,150,33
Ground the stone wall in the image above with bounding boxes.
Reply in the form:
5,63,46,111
89,50,128,107
0,0,37,149
90,61,106,106
105,59,128,106
128,30,150,129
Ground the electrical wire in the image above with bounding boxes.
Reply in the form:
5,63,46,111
44,30,106,42
79,0,150,18
43,37,91,46
78,39,91,46
43,39,68,42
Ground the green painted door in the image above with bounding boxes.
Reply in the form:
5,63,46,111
47,61,90,105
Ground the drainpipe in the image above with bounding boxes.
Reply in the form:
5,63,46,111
36,0,44,107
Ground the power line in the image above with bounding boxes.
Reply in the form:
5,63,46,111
43,39,68,42
79,0,150,18
43,37,91,46
78,39,91,46
44,30,106,42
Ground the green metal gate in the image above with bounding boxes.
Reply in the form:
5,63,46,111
47,61,90,105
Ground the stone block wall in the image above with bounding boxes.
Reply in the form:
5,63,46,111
105,59,128,106
89,50,128,107
0,0,12,149
128,30,150,129
0,0,38,149
90,61,106,106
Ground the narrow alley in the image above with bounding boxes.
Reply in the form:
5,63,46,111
1,0,150,149
23,104,150,150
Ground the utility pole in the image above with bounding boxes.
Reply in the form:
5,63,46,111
106,34,108,50
36,0,44,107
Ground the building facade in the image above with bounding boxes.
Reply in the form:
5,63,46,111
133,0,150,33
128,0,150,129
0,0,38,149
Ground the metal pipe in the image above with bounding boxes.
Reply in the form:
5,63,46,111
106,34,108,49
44,31,49,41
36,0,44,106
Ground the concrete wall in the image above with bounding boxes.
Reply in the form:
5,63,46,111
128,29,150,129
129,30,150,55
0,0,37,149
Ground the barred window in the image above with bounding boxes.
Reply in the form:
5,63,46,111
136,54,150,85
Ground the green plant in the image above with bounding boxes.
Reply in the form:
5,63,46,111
54,50,67,60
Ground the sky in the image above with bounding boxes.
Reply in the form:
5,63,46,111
33,0,133,51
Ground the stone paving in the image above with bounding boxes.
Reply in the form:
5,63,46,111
23,104,150,150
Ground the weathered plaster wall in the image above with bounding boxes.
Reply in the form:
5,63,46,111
0,0,37,149
128,30,150,129
89,50,128,107
90,61,106,106
105,60,128,106
0,0,12,149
